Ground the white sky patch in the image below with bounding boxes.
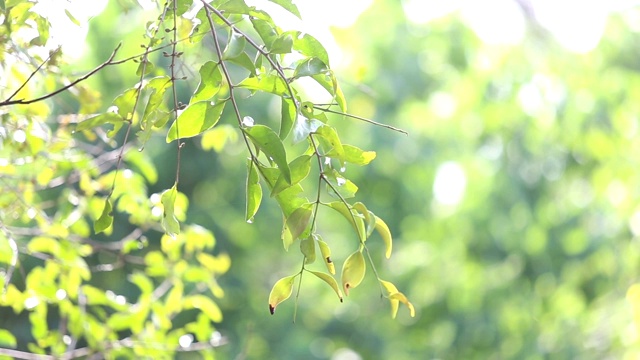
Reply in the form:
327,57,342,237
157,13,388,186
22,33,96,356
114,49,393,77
433,161,467,206
461,0,526,45
31,0,108,58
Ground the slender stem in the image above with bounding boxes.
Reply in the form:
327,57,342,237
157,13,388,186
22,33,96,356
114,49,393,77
5,47,60,102
168,0,183,185
314,106,408,135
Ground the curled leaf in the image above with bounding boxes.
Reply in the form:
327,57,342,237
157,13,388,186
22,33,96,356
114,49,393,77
380,279,415,318
94,198,113,234
268,274,297,315
375,216,393,259
341,250,366,296
245,160,262,222
300,236,316,264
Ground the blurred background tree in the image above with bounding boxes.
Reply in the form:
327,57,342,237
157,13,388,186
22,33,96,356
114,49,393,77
3,0,640,359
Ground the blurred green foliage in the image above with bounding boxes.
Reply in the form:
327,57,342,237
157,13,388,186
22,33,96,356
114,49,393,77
3,0,640,359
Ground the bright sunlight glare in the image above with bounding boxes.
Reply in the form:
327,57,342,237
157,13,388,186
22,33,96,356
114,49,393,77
433,161,467,206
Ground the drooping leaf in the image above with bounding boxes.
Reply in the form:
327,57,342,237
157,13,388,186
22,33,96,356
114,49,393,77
380,279,416,318
282,203,313,250
316,236,335,274
166,100,226,142
267,0,301,18
311,72,347,112
353,202,376,237
222,31,246,60
75,112,124,132
343,144,376,165
271,155,311,196
293,57,327,79
268,274,297,314
326,201,366,242
375,215,393,259
246,160,262,223
237,75,290,97
316,125,345,163
341,250,366,296
244,125,291,183
308,270,343,302
161,183,180,237
190,62,223,103
280,97,296,140
94,198,113,234
299,236,316,264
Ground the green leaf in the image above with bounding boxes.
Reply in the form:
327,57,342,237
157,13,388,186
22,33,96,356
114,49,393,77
166,283,185,314
268,274,297,314
246,160,262,223
316,125,345,163
316,236,335,274
94,198,113,234
64,9,81,26
308,270,343,302
75,112,124,132
270,33,293,54
161,183,180,237
282,203,313,250
299,236,315,264
257,164,307,216
341,250,366,296
244,125,291,183
185,295,222,322
191,62,223,103
294,57,327,79
251,17,279,47
271,155,311,196
227,51,257,74
0,329,16,348
268,0,301,19
343,144,376,165
142,76,171,120
326,201,366,243
218,0,252,14
375,215,393,259
291,32,329,67
280,97,296,140
237,75,290,97
223,32,246,60
166,100,226,142
113,88,138,119
312,72,347,112
324,169,358,199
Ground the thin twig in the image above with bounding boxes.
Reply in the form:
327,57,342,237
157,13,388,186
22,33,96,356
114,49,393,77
313,106,408,135
5,47,60,102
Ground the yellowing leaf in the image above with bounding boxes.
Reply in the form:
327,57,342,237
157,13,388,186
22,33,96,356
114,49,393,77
343,144,376,165
308,270,342,302
268,274,297,315
161,183,180,237
341,250,366,296
380,279,415,318
390,292,416,318
185,295,222,322
317,237,335,274
375,216,393,259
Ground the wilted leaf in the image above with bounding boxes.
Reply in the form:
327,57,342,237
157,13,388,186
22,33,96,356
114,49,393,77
341,250,366,296
375,216,393,259
268,274,297,314
316,236,335,274
326,201,366,243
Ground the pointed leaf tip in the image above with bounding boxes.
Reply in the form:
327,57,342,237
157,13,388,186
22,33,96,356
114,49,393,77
341,250,366,296
268,274,297,315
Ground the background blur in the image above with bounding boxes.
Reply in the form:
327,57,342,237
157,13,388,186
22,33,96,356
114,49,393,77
47,0,640,358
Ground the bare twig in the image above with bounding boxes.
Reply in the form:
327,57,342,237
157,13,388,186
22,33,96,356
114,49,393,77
313,106,408,135
5,47,61,102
